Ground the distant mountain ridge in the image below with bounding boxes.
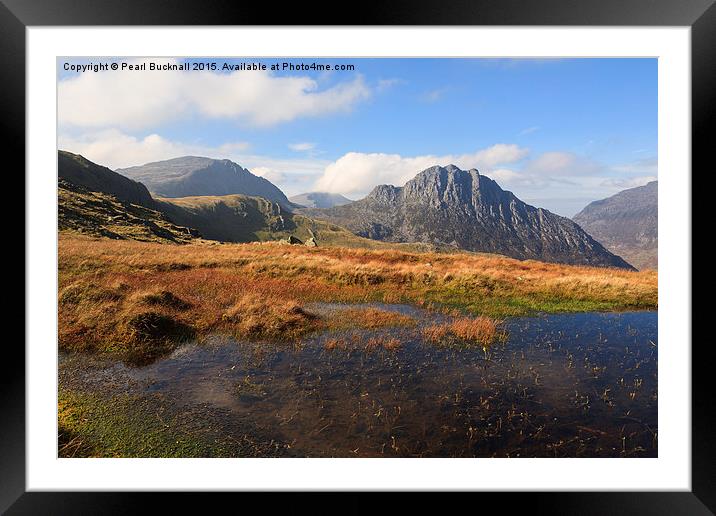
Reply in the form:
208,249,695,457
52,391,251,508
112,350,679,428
290,192,352,208
303,164,634,269
116,156,293,207
573,181,657,270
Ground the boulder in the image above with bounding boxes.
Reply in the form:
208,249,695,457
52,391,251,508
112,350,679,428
281,235,303,245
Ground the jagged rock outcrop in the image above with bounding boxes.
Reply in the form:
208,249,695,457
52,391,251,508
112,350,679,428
304,164,634,269
573,181,657,270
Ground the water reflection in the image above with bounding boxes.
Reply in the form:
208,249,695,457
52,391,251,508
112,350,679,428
61,307,657,457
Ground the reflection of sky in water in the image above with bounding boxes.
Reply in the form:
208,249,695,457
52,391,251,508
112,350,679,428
63,308,657,458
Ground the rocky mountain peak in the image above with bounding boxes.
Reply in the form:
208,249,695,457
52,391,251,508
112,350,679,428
367,184,402,204
304,164,634,269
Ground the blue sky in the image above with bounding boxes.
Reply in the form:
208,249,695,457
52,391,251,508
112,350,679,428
58,57,657,216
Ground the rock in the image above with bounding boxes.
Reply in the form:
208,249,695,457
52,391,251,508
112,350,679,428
281,235,303,245
305,237,318,247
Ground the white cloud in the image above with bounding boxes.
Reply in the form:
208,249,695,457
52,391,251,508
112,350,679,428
376,78,403,92
421,87,449,103
611,157,658,175
524,151,602,176
600,176,657,189
313,144,529,195
59,130,202,168
519,126,540,135
251,167,286,184
58,58,371,130
288,142,316,152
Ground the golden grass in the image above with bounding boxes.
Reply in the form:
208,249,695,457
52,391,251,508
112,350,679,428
221,294,322,340
421,324,451,343
449,317,498,345
329,307,416,330
422,317,501,347
58,234,657,360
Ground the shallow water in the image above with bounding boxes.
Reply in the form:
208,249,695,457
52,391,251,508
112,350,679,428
59,305,657,457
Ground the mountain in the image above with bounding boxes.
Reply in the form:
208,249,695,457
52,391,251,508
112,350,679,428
116,156,292,207
573,181,657,270
59,150,156,208
290,192,352,208
302,164,634,269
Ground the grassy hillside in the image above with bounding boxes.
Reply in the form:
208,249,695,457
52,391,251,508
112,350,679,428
157,194,437,250
59,179,198,243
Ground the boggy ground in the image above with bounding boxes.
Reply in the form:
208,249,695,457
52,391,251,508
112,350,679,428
59,234,656,364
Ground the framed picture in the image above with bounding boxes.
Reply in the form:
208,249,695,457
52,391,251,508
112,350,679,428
6,0,710,511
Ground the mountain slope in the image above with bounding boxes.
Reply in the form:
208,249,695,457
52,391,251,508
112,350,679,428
573,181,657,270
303,165,634,269
59,150,156,208
290,191,352,208
116,156,292,207
59,180,198,243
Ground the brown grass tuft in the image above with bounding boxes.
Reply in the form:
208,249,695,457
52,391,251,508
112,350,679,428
422,317,501,347
222,294,322,340
449,317,498,346
119,311,195,365
422,324,450,343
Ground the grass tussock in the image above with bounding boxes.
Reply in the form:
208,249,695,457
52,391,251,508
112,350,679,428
221,294,322,340
422,316,503,348
59,234,657,360
449,317,499,345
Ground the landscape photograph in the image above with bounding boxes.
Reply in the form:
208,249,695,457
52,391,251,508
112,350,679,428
57,57,658,458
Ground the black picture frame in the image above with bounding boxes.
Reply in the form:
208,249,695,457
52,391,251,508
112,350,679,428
5,0,710,512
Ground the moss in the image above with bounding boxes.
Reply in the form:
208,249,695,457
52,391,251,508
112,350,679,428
58,391,239,458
